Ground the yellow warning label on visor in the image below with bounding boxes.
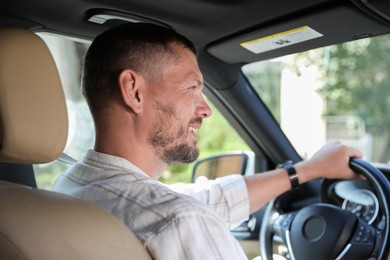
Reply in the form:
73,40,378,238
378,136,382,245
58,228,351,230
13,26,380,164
240,26,323,54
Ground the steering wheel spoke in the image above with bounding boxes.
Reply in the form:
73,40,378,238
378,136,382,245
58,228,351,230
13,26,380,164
272,212,296,244
337,218,377,259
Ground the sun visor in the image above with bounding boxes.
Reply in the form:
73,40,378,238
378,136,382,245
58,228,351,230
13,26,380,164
207,3,390,64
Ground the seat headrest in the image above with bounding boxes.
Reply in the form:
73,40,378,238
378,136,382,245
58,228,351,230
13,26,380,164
0,28,68,164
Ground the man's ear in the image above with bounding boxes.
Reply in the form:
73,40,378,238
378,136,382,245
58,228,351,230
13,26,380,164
118,69,143,113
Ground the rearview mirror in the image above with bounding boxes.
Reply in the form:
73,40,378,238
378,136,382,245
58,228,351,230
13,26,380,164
191,151,255,183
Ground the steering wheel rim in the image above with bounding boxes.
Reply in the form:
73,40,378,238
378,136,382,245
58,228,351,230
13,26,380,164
259,158,390,260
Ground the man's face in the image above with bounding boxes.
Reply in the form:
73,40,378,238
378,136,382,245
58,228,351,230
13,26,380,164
147,45,212,165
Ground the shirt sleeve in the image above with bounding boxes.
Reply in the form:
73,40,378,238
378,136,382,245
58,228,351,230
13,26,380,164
145,210,248,260
166,174,250,227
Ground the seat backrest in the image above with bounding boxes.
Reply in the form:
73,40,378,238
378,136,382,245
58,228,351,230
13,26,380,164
0,28,151,260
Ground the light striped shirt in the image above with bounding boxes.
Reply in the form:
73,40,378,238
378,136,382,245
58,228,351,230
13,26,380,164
53,150,250,260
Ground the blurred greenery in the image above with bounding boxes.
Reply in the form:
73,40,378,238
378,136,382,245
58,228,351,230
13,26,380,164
313,37,390,162
34,162,70,191
319,37,390,136
244,35,390,163
243,62,282,123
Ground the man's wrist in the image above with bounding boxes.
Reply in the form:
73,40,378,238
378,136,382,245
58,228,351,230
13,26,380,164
277,161,300,190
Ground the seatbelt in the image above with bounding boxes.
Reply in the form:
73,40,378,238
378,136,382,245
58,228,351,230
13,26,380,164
57,153,77,165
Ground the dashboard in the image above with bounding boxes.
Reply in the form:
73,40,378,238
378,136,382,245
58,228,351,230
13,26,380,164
323,163,390,226
324,179,380,225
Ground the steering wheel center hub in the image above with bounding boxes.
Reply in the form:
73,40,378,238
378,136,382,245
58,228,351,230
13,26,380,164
303,216,326,241
289,204,357,259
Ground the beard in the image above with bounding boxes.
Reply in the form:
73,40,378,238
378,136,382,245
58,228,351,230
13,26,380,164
148,101,200,165
159,142,199,164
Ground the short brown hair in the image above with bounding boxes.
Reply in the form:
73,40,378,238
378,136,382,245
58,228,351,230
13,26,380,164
82,22,197,115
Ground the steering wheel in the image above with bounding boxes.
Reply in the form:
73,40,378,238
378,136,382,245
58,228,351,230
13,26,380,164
259,158,390,260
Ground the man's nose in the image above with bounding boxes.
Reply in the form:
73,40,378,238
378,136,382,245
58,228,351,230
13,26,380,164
196,94,212,119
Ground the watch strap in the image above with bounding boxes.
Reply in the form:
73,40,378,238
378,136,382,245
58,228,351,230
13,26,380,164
277,160,299,190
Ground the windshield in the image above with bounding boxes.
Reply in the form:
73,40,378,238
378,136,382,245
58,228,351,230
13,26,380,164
242,34,390,163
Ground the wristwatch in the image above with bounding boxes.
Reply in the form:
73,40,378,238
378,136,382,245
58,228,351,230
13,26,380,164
277,160,299,190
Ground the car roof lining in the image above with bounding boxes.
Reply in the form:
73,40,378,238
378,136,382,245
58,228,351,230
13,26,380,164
1,0,390,91
2,0,390,60
3,0,387,56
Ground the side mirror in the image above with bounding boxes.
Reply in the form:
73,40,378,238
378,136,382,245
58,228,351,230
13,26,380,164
191,151,255,183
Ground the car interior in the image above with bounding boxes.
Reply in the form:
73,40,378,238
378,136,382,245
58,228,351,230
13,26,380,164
1,0,390,259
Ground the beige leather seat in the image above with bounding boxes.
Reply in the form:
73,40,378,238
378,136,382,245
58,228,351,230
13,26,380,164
0,28,151,260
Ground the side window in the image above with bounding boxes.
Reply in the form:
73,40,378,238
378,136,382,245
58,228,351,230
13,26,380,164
33,33,93,190
33,33,251,189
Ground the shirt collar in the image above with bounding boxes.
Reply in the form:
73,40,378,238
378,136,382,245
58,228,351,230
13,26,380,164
84,149,149,177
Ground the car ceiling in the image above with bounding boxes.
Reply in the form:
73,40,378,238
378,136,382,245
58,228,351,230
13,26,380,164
1,0,330,41
2,0,390,64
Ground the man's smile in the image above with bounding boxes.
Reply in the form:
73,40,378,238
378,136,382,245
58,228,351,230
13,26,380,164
189,126,199,134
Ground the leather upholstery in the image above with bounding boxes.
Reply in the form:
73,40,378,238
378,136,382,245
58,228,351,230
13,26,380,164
0,181,151,260
0,28,67,163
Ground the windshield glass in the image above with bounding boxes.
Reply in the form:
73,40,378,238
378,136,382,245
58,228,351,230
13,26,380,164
242,34,390,163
